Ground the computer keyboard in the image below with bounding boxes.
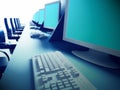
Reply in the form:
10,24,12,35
31,51,97,90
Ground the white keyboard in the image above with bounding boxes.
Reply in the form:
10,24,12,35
31,51,97,90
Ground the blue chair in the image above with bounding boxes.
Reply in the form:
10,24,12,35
0,29,9,48
4,18,20,41
0,29,16,54
0,50,10,79
10,18,22,35
14,18,24,31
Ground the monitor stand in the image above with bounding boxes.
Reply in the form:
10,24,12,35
72,49,120,69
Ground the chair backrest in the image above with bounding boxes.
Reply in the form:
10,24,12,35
0,50,10,79
14,18,18,29
14,18,24,30
17,18,25,29
0,30,5,43
4,18,12,37
16,18,21,27
10,18,16,32
0,50,10,61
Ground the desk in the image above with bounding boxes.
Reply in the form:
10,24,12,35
0,26,120,90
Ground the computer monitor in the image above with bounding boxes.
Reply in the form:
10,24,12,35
44,1,60,30
38,9,44,25
63,0,120,69
32,11,39,23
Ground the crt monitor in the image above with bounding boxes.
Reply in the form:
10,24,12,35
38,9,44,25
32,10,39,23
32,9,44,26
44,1,60,30
63,0,120,69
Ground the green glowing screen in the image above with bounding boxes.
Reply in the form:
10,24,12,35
44,1,59,29
64,0,120,55
38,9,44,24
33,9,44,24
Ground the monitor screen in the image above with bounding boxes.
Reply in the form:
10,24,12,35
32,11,39,23
44,1,60,29
38,9,44,25
63,0,120,68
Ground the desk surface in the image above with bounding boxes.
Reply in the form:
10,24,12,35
0,26,120,90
